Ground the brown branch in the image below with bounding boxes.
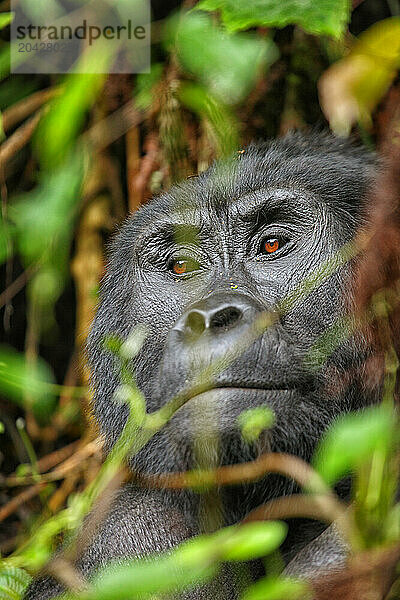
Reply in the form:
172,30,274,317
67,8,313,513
5,438,102,487
126,126,141,212
0,265,36,309
36,440,80,473
0,482,46,522
128,132,159,212
139,452,327,492
0,111,42,165
243,493,346,525
85,102,143,151
2,87,60,132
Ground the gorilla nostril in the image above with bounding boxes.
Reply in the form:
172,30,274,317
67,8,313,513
210,306,242,332
186,310,206,336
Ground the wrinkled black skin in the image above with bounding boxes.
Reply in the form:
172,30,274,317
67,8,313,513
26,133,379,599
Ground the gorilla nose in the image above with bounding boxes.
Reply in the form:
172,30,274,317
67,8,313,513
176,293,260,343
186,305,243,337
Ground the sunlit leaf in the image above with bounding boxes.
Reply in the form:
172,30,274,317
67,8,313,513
196,0,350,39
218,521,287,561
313,405,396,485
319,17,400,135
0,346,56,422
238,406,275,442
84,554,216,600
166,12,276,104
243,576,310,600
0,12,14,30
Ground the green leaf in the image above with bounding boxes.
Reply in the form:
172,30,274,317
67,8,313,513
0,345,56,421
84,554,216,600
0,12,14,30
135,63,163,110
10,151,83,267
179,82,238,156
238,406,275,442
243,576,310,600
166,12,277,104
34,72,104,168
0,567,31,600
313,405,396,485
218,522,287,562
196,0,351,39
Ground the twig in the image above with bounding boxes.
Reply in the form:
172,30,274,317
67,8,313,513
126,126,141,212
44,557,88,595
5,438,103,487
0,482,46,522
0,111,42,166
243,493,346,526
0,265,36,309
140,452,328,492
2,87,60,132
36,440,80,473
128,132,159,212
85,102,143,151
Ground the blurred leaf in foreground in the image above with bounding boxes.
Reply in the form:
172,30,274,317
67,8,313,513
135,63,164,110
0,12,14,29
238,406,275,443
34,41,113,168
217,521,287,561
319,17,400,135
196,0,350,39
0,346,56,421
313,405,396,486
179,82,239,156
72,521,286,600
9,151,83,310
167,12,276,105
243,575,310,600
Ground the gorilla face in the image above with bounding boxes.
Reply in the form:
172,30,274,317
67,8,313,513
88,133,377,477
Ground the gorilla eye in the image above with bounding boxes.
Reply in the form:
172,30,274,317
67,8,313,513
262,237,282,254
168,257,200,277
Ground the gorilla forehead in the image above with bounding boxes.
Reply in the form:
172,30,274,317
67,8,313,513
119,132,374,247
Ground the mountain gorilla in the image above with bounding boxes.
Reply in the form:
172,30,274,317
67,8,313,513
26,132,378,599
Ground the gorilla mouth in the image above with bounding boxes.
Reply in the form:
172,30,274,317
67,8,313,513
186,385,295,402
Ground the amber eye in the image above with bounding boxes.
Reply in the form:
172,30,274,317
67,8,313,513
169,257,199,276
263,237,280,254
172,260,188,275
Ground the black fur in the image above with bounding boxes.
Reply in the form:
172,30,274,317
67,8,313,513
25,132,378,599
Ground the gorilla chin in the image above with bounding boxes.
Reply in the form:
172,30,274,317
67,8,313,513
170,387,298,440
